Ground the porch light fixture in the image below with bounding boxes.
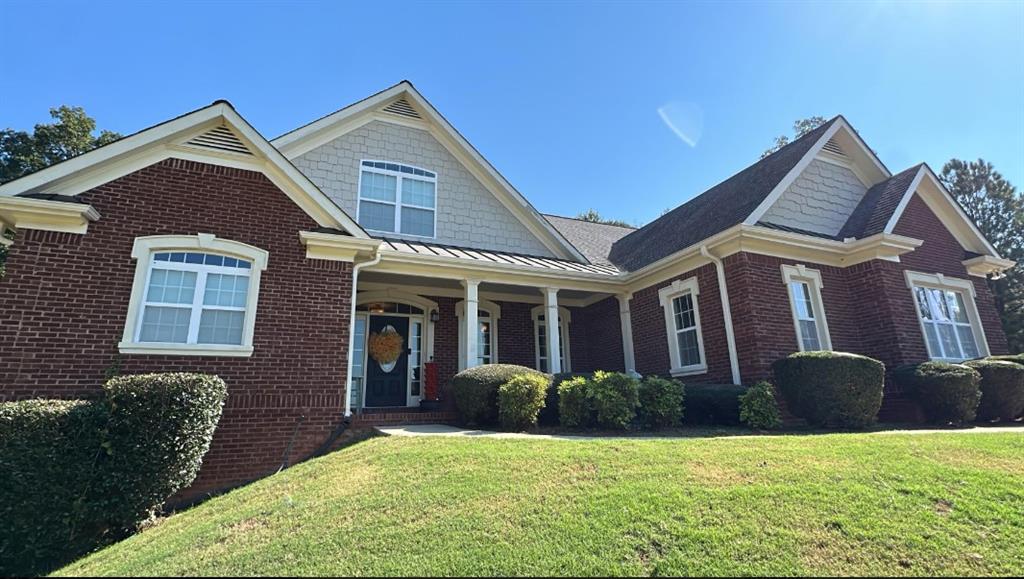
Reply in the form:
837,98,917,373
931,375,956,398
430,309,440,323
368,302,386,313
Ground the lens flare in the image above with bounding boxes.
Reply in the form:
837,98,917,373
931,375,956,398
657,101,704,147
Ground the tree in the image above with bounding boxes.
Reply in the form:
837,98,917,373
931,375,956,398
576,209,633,228
1,106,121,184
761,116,827,159
940,159,1024,353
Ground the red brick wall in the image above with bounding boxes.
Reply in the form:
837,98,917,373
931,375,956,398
628,264,734,383
0,159,353,499
572,296,625,373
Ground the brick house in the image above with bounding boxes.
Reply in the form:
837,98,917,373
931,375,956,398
0,82,1014,498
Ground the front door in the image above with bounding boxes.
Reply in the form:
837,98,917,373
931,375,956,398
365,315,410,407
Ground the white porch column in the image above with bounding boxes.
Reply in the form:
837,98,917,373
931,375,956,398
617,293,638,376
543,287,562,374
462,279,480,369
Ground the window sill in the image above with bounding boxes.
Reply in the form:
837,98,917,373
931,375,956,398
670,365,708,377
118,342,254,357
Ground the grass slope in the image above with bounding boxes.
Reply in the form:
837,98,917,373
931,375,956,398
57,432,1024,576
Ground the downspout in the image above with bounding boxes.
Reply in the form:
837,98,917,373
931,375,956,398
344,247,382,418
700,245,742,385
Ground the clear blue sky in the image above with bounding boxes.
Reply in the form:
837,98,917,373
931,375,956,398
4,0,1022,226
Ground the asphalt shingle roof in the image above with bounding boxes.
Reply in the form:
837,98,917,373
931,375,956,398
542,214,635,267
607,117,840,272
837,165,921,239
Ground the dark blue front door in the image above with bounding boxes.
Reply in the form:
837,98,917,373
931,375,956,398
365,315,409,407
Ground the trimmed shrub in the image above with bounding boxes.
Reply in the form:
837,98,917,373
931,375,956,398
637,377,685,429
96,373,227,529
893,362,981,425
558,376,592,428
964,360,1024,422
986,354,1024,367
588,371,640,430
0,372,227,577
0,400,109,576
498,373,549,431
451,364,546,426
540,372,594,427
773,351,884,429
682,384,747,426
739,381,782,430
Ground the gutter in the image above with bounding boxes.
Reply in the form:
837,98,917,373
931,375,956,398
343,247,382,417
700,245,742,385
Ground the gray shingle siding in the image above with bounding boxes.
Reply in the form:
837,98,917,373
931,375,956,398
760,158,868,237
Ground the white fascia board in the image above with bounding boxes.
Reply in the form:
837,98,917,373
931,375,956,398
0,196,101,234
742,120,844,227
0,102,369,239
884,164,1001,258
963,255,1016,277
300,231,382,261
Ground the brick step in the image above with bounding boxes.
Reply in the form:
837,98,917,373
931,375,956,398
350,410,458,429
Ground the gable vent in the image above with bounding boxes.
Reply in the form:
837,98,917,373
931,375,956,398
821,138,846,158
381,98,422,120
185,125,253,155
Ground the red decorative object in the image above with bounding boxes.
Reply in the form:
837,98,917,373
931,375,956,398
423,361,439,401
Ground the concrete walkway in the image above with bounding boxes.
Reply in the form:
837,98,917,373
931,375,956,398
376,423,1023,440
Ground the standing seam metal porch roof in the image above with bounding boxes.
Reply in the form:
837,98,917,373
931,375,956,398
378,238,621,276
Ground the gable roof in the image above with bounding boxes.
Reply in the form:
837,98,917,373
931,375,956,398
607,118,840,271
0,101,369,238
271,81,587,262
543,214,635,267
838,164,923,239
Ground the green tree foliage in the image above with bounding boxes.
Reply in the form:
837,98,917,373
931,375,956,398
761,116,827,158
0,105,121,184
575,208,633,228
939,159,1024,353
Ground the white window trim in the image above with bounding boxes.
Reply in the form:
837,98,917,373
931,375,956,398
905,271,991,361
658,277,708,377
456,299,501,370
781,264,833,351
531,304,571,373
119,234,269,356
356,159,438,239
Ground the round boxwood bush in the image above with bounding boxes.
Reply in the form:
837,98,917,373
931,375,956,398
772,351,884,428
986,354,1024,367
451,364,547,427
557,375,592,428
540,372,594,427
964,359,1024,422
498,373,549,431
588,371,640,430
739,381,782,430
637,376,685,429
893,362,981,425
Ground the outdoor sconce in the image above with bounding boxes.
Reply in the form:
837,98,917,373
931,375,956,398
430,310,440,323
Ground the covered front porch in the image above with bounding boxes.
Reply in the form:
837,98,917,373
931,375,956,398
346,269,631,417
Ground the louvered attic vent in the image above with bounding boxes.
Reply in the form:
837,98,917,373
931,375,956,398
381,98,422,119
821,138,846,157
185,125,253,155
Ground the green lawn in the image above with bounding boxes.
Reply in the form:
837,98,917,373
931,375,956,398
56,431,1024,577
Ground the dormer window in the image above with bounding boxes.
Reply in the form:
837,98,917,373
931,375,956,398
357,160,436,238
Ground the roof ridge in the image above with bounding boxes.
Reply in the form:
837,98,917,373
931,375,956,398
543,213,637,230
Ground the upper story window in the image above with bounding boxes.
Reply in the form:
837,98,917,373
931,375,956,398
906,272,989,362
120,234,269,356
357,160,436,238
781,264,832,352
658,277,707,376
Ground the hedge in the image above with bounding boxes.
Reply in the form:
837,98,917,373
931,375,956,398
893,362,981,425
986,354,1024,367
451,364,547,427
773,351,884,428
557,376,591,428
682,384,747,426
637,377,684,429
498,373,549,431
588,371,640,430
964,360,1024,422
0,373,227,577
